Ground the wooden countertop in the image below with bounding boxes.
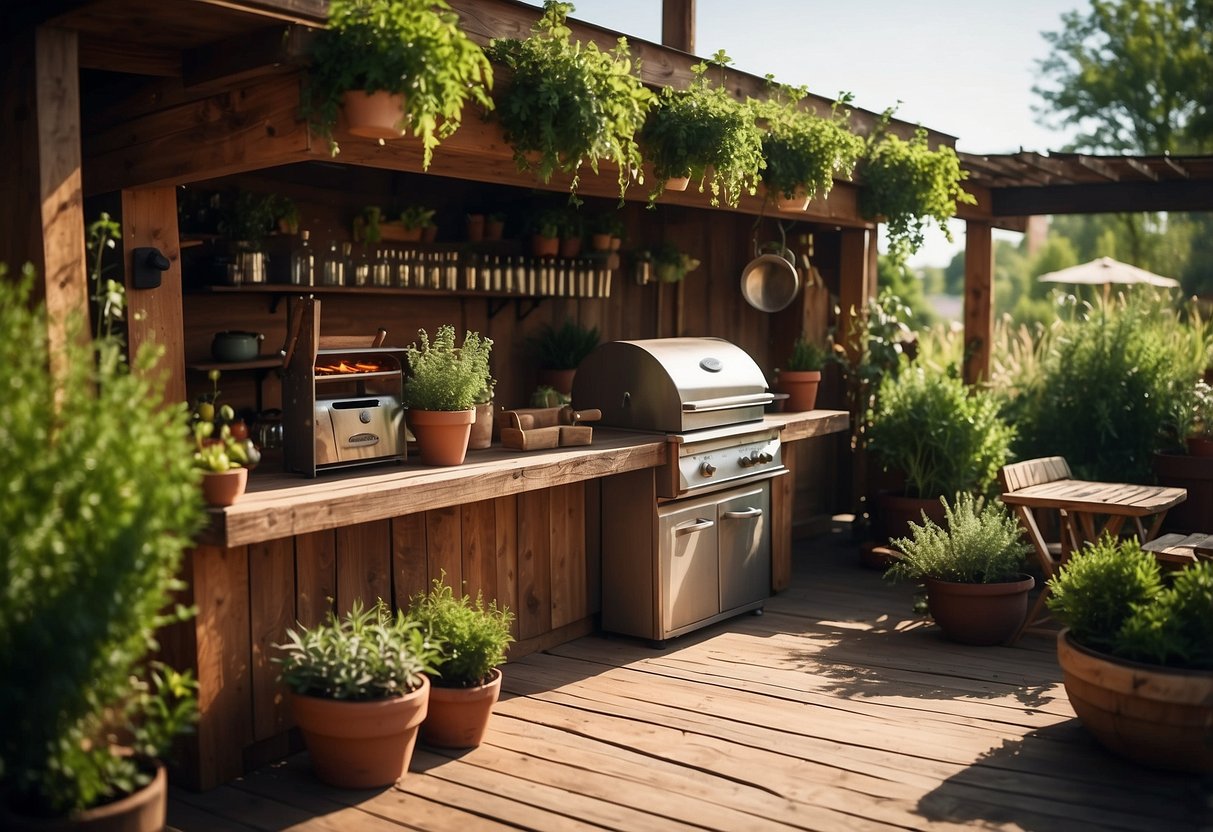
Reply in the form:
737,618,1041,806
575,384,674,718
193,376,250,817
199,411,849,548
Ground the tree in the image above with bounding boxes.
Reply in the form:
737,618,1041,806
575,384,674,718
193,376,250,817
1035,0,1213,154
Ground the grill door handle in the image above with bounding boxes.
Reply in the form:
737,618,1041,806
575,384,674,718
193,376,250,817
673,518,716,536
722,507,763,520
682,393,774,412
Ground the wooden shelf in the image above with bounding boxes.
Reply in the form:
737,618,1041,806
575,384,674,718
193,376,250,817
188,356,282,372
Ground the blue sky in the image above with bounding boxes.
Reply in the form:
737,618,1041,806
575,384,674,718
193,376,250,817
518,0,1086,266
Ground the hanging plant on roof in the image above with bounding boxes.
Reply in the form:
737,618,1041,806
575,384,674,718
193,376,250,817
858,110,976,263
752,82,864,206
304,0,493,166
487,0,654,202
640,51,765,207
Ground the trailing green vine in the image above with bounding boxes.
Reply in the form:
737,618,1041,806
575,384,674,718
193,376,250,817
752,82,863,203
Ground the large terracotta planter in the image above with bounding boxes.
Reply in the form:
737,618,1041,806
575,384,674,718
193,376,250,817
290,678,430,789
1057,629,1213,773
468,402,494,450
537,368,576,397
342,90,405,140
877,492,946,545
409,408,475,466
776,370,821,412
200,467,248,507
4,764,167,832
422,668,503,749
924,574,1035,646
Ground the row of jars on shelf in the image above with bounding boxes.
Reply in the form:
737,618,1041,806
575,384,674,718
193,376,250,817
267,234,616,298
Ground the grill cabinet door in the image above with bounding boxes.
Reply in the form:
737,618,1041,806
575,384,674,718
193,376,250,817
659,500,720,634
717,483,770,613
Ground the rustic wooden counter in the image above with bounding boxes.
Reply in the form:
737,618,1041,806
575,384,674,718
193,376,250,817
169,410,847,790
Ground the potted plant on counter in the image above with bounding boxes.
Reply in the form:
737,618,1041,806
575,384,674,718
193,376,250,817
775,334,827,412
407,580,514,748
651,243,701,283
1048,537,1213,773
274,600,440,788
1,225,204,829
488,0,653,202
640,52,764,207
404,325,494,466
304,0,493,164
886,493,1034,645
528,318,600,396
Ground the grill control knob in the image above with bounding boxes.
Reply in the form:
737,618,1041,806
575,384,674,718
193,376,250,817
739,455,755,468
700,462,717,477
758,452,773,464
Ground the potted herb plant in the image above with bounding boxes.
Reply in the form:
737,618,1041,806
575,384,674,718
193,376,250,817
1,220,204,829
651,243,701,283
589,211,624,251
274,600,439,788
776,334,827,412
531,209,563,258
407,580,514,748
401,205,437,243
858,118,975,263
558,209,584,258
641,52,764,207
528,318,600,396
404,325,494,466
304,0,493,164
1048,537,1213,773
867,364,1014,541
886,493,1034,645
753,86,863,211
488,0,653,202
468,375,496,451
485,212,507,241
217,190,280,284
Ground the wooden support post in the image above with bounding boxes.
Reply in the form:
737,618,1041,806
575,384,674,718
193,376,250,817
838,228,874,523
0,26,89,356
120,187,187,403
661,0,696,53
963,220,994,386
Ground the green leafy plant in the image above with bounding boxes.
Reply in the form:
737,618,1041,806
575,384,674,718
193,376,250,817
867,364,1014,499
532,208,564,239
400,205,436,230
1049,537,1213,669
886,493,1031,584
785,334,827,372
404,325,493,411
275,599,439,700
1011,294,1201,482
1167,378,1213,446
591,210,624,237
528,319,600,370
304,0,493,164
858,115,975,263
0,223,205,815
753,83,863,203
489,0,654,202
216,190,281,251
641,52,765,207
407,579,514,687
355,205,384,243
650,243,701,283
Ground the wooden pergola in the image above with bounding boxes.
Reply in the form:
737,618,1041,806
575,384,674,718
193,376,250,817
957,151,1213,384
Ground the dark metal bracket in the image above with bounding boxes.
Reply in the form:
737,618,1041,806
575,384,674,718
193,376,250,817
515,297,543,321
487,298,511,320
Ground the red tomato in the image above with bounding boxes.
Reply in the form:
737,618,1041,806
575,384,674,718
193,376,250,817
229,419,249,441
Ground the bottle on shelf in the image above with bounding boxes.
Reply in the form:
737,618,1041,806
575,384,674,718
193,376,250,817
319,234,345,287
289,230,314,287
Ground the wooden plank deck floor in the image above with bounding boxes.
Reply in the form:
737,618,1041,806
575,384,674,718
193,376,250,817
168,525,1213,832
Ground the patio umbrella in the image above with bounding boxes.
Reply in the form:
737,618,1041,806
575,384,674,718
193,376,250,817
1037,256,1179,289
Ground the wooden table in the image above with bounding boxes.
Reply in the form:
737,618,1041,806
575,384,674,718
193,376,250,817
1001,479,1187,640
1142,532,1213,568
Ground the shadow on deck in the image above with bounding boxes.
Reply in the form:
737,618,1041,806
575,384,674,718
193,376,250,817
169,523,1213,832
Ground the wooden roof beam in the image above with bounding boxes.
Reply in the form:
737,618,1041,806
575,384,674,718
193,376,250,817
182,24,315,92
661,0,695,53
1071,154,1120,181
992,180,1213,215
1160,156,1189,178
1121,156,1159,181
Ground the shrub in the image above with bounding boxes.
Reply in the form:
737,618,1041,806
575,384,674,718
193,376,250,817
528,319,600,370
886,493,1030,584
407,580,514,687
404,325,493,411
0,258,204,814
1049,537,1213,669
867,365,1014,499
275,599,439,700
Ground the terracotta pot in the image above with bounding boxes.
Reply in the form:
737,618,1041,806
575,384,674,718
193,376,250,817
485,218,505,241
665,176,690,192
877,492,947,546
290,679,430,788
1186,435,1213,456
609,236,622,251
422,225,438,243
1058,629,1213,773
468,402,494,450
3,764,167,832
531,234,559,259
537,367,576,397
776,370,821,412
422,668,503,749
1153,451,1213,533
341,90,405,140
409,408,475,466
924,574,1035,646
775,189,810,212
466,214,485,242
201,467,248,507
590,232,612,251
559,236,582,259
380,222,422,243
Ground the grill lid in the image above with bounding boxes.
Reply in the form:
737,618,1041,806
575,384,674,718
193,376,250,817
571,337,772,433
